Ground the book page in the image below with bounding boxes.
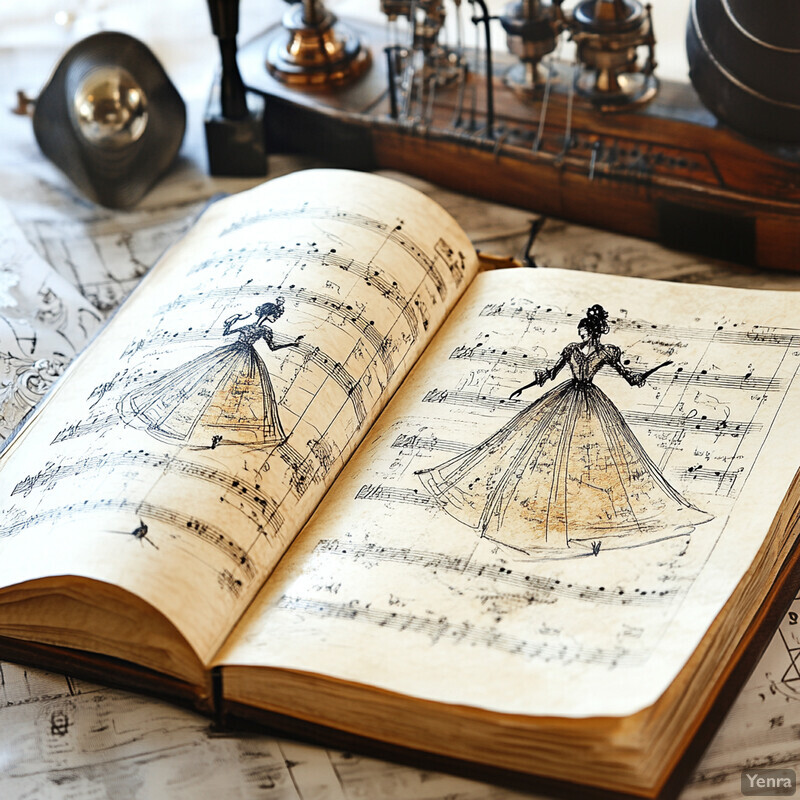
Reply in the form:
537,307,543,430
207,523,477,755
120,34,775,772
219,267,800,717
0,170,478,664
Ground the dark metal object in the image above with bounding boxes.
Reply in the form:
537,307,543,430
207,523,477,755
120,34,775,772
32,32,185,209
522,216,547,267
207,0,248,119
205,0,268,176
205,85,268,176
468,0,496,137
686,0,800,143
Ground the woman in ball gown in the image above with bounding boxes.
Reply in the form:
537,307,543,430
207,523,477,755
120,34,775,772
119,297,303,447
416,305,710,554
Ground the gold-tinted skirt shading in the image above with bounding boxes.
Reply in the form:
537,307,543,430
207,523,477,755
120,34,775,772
417,380,709,553
119,342,286,447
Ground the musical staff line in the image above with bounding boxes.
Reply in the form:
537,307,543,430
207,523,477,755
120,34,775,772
314,539,674,607
277,442,323,498
355,484,433,506
51,415,118,444
11,453,285,536
220,205,449,300
0,499,256,578
681,464,742,492
421,388,760,435
479,302,800,348
391,433,465,453
450,344,785,392
190,244,422,338
278,595,643,667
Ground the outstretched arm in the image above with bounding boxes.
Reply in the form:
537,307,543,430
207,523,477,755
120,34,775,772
263,329,305,351
510,350,568,399
223,312,251,336
606,345,647,386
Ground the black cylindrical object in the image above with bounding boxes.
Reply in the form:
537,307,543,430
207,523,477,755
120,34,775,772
686,0,800,142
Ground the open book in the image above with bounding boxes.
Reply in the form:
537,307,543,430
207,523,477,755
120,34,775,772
1,170,799,799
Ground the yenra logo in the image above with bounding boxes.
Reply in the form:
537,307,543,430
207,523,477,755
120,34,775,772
741,768,796,796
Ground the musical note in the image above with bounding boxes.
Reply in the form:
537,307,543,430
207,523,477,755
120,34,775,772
220,205,449,299
0,499,256,580
420,387,759,435
10,452,285,536
314,539,674,607
277,595,642,667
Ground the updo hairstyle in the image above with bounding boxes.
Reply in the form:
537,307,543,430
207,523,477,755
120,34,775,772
256,296,285,320
579,304,609,337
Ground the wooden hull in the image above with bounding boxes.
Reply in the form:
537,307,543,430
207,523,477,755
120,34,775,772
238,20,800,271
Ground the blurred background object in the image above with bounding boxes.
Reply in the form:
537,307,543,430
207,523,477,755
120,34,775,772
32,31,185,208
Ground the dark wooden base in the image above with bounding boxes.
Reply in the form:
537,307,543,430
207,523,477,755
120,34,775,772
234,19,800,272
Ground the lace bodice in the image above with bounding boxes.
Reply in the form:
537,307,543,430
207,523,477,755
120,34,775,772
562,342,622,383
234,323,272,346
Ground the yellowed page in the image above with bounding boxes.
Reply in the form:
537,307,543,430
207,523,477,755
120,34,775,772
0,170,478,664
218,267,800,717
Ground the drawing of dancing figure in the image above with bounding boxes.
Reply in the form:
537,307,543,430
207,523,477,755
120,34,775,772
416,304,710,554
119,297,303,447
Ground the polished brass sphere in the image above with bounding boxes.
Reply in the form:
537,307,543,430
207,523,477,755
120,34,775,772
72,66,148,147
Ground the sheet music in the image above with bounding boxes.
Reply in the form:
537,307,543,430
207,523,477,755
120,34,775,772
684,593,800,798
0,657,536,800
0,170,478,665
0,199,101,444
221,267,800,718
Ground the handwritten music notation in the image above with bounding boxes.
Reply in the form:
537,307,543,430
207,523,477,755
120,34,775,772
420,388,759,436
314,539,674,607
277,595,642,667
680,464,743,493
10,451,285,536
450,343,786,393
219,204,456,300
50,414,118,444
391,432,465,454
191,243,423,338
480,302,800,349
277,441,325,499
0,499,256,583
355,483,432,507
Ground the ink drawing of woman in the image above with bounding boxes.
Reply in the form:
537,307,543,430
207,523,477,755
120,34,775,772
119,298,303,447
417,305,710,554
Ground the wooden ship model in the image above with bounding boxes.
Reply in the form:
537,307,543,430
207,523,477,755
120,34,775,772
208,0,800,271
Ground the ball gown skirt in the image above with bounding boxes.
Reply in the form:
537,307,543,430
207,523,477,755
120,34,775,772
417,379,709,553
119,340,286,447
